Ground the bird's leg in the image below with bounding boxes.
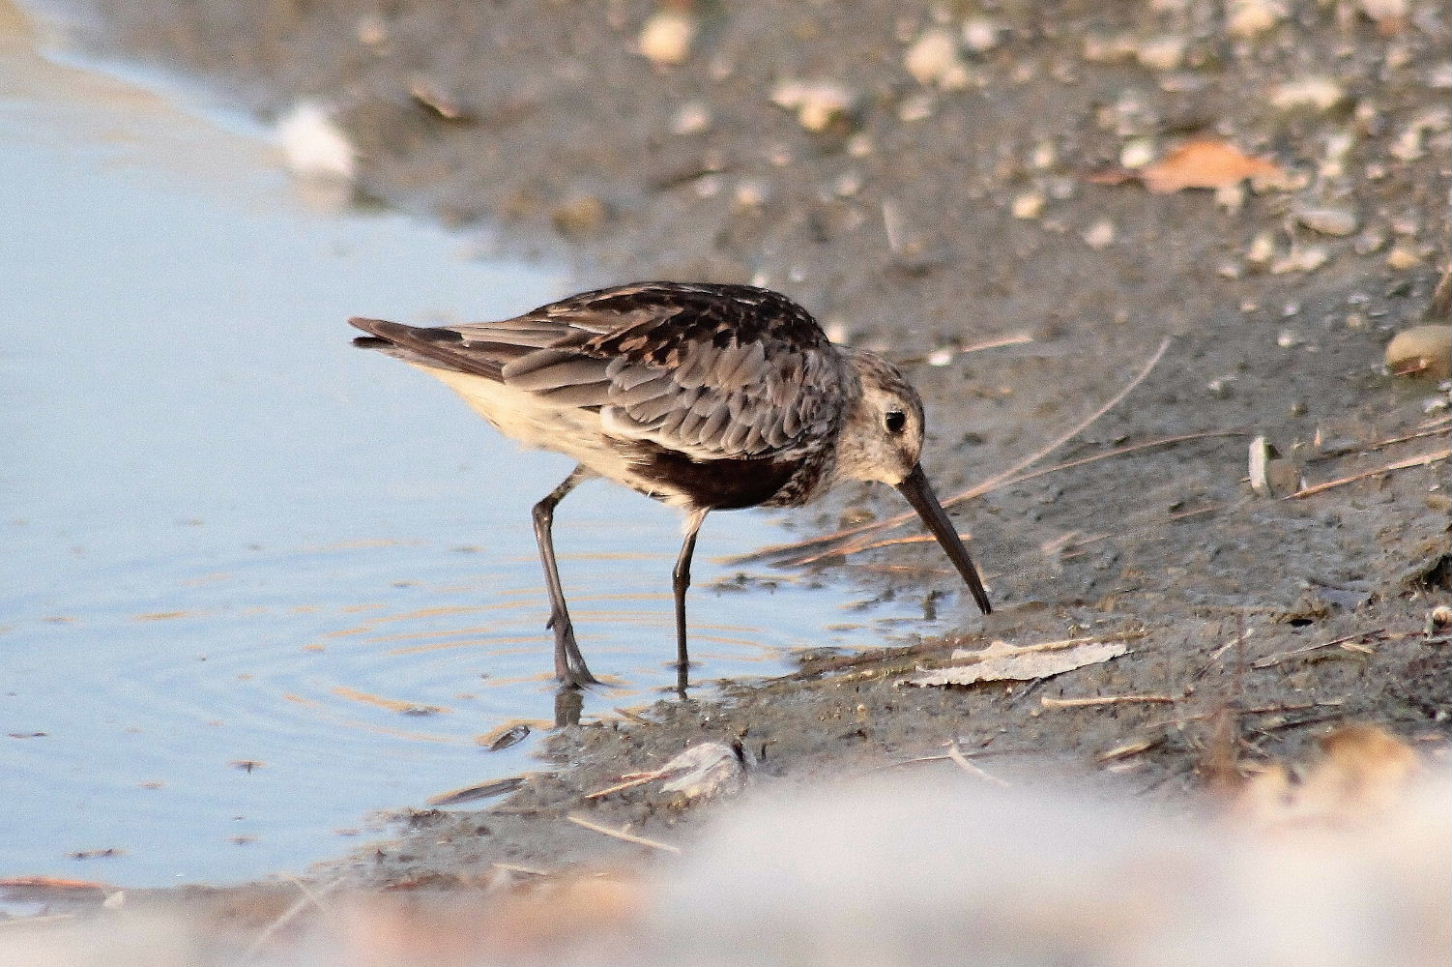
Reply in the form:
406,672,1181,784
531,466,600,688
671,509,707,689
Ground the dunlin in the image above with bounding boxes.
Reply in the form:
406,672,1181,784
351,282,990,687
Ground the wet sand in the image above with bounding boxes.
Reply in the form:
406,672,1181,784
32,0,1452,906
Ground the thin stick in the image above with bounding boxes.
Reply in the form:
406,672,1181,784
1337,420,1451,454
1041,694,1177,708
584,773,665,800
763,337,1175,565
1287,448,1450,499
1251,629,1389,669
946,740,1012,786
566,814,681,854
1096,736,1162,762
492,862,553,877
960,333,1035,355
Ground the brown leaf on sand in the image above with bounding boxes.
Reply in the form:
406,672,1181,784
1139,140,1286,193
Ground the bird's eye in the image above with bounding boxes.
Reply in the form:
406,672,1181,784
885,410,907,434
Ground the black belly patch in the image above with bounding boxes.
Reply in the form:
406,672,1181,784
627,443,801,510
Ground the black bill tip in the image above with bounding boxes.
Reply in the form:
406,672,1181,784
896,465,992,615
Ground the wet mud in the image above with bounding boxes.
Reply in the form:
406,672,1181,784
44,0,1452,887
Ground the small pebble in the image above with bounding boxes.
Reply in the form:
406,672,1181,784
1296,207,1359,237
1270,245,1329,275
1011,191,1045,219
1082,218,1116,250
1270,77,1345,112
1359,0,1407,29
770,80,856,133
1245,232,1276,266
1227,0,1286,37
905,28,965,87
1135,36,1186,72
670,101,712,136
962,17,1002,52
833,171,864,198
1353,228,1388,255
639,10,696,67
1385,245,1422,270
897,93,935,123
1120,138,1156,169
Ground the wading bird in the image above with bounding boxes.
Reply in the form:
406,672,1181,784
351,282,990,688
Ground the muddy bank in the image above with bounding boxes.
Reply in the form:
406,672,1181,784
42,0,1452,886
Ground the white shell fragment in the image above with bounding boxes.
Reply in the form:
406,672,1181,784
1249,435,1304,497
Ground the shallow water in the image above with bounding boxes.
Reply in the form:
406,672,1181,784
0,3,956,887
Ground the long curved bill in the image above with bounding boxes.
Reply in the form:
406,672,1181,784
896,465,992,615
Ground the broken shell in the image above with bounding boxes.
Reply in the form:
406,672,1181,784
1385,325,1451,379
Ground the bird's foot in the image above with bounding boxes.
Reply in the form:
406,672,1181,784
549,613,602,689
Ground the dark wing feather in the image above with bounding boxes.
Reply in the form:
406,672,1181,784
350,283,848,459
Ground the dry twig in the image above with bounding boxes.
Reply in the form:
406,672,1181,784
1251,629,1392,668
946,739,1012,786
566,814,681,854
1288,447,1450,499
1040,693,1177,708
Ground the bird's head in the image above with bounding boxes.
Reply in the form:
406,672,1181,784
836,349,992,615
837,350,926,487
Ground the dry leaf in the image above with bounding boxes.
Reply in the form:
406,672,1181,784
906,639,1128,687
1140,140,1285,194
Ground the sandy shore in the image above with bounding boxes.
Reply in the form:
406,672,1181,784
33,0,1452,911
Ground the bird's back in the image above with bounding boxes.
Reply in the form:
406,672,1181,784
351,282,856,509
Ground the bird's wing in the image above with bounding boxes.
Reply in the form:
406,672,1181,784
352,283,849,459
513,283,850,459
